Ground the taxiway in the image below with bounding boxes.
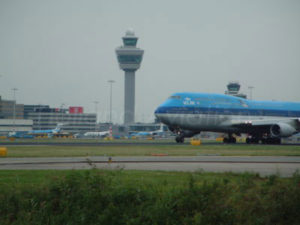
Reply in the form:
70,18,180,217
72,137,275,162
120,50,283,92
1,156,299,177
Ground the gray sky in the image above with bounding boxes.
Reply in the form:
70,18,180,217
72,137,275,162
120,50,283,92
0,0,300,123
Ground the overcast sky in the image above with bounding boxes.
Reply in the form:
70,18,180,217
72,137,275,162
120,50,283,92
0,0,299,123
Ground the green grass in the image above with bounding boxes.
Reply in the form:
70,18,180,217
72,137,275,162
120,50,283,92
0,170,300,225
0,138,172,143
2,143,300,157
0,169,244,188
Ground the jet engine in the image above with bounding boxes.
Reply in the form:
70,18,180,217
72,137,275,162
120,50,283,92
270,123,297,138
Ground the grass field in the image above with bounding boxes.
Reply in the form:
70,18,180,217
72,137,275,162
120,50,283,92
0,169,244,188
1,139,300,224
1,143,300,157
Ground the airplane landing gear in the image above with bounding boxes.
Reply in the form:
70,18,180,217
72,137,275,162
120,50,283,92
223,137,236,144
174,130,199,144
175,129,185,143
246,137,259,144
246,136,281,145
223,134,236,144
175,136,184,143
261,137,281,145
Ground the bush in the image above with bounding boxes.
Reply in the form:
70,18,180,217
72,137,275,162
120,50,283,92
0,170,299,225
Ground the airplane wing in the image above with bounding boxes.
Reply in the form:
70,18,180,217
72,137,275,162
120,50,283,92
222,118,300,137
227,118,300,128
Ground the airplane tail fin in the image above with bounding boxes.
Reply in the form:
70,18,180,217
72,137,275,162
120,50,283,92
152,124,165,136
54,123,64,132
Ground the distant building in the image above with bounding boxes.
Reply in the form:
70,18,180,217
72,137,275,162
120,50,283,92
225,82,247,99
24,105,50,118
0,96,2,119
0,96,32,134
0,97,97,134
0,119,33,134
0,97,24,119
69,106,84,114
24,105,96,134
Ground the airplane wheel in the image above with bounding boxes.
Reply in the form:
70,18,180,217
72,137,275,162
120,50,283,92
175,136,184,143
246,137,259,144
272,138,281,145
223,137,236,144
266,138,273,144
277,138,281,144
246,138,251,144
265,138,281,145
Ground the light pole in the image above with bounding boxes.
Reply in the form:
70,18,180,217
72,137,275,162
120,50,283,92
0,75,1,118
37,104,43,130
93,101,99,131
248,86,254,100
108,80,115,124
0,74,2,100
12,88,18,131
60,103,65,125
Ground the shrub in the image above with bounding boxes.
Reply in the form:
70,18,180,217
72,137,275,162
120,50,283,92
0,171,300,225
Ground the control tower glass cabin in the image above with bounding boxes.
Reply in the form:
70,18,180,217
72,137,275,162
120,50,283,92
226,82,240,95
225,82,247,99
115,30,144,124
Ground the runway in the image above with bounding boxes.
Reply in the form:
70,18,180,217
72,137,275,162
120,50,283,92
0,141,179,146
1,156,300,177
0,141,299,146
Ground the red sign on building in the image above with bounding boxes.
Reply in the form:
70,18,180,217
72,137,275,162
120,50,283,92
69,107,84,114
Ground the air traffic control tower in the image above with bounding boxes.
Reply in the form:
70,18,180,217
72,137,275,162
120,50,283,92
116,30,144,124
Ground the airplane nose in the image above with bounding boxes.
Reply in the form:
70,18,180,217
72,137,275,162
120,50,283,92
154,107,161,118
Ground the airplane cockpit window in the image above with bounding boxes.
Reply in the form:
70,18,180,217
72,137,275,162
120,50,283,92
169,96,181,100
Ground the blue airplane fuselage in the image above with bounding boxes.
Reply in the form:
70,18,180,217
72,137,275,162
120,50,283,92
155,93,300,135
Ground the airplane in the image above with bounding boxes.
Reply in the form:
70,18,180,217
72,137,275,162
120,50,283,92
7,131,34,139
83,131,110,138
155,92,300,144
130,124,165,138
28,123,63,135
9,123,63,138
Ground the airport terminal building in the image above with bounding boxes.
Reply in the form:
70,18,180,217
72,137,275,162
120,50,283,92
0,96,33,134
0,119,33,135
24,106,97,134
0,97,24,119
0,96,97,134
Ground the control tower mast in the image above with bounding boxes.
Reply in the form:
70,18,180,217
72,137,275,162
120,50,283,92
116,29,144,124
